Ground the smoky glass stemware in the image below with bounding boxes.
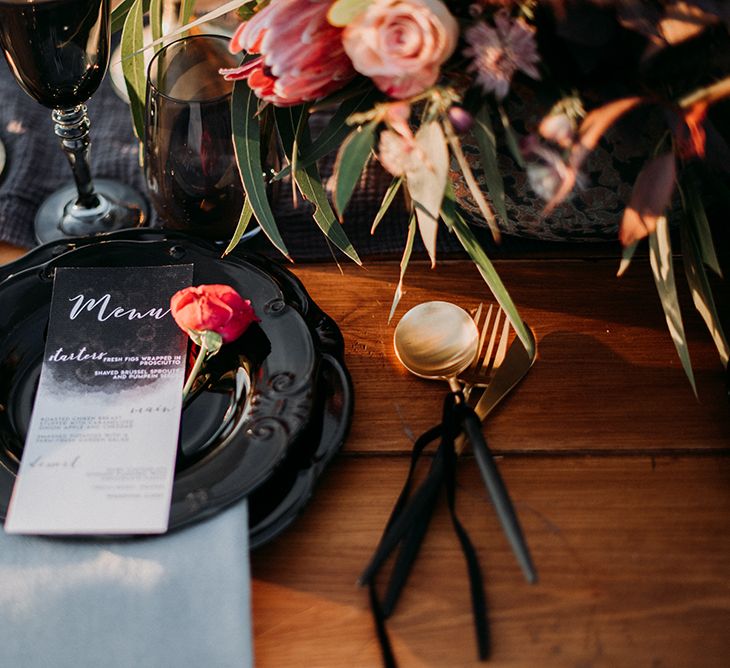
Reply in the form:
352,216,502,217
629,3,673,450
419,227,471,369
144,34,252,241
0,0,148,243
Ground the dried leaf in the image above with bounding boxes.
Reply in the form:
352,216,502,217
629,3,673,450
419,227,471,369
405,121,449,267
620,153,676,247
578,97,645,156
660,1,718,45
443,119,500,242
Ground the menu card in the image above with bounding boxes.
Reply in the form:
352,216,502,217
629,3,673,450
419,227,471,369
5,265,193,535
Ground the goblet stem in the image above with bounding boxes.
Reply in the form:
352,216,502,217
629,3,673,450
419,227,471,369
52,105,101,210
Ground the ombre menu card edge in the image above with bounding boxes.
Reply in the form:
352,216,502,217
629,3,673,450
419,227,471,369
4,264,193,535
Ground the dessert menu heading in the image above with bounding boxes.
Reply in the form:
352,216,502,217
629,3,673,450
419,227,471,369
5,265,193,535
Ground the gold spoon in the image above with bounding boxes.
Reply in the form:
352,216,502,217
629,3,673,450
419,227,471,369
394,300,479,392
394,300,537,584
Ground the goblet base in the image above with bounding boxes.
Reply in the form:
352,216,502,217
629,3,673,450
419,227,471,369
34,179,149,244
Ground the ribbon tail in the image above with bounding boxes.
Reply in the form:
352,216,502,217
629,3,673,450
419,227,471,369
443,415,491,661
382,454,443,616
359,455,445,585
369,583,398,668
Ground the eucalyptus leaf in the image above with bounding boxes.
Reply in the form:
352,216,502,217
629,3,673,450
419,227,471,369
371,177,403,234
441,189,534,358
111,0,140,34
231,81,289,259
180,0,196,25
388,213,417,323
276,106,361,264
443,119,499,241
122,0,251,58
649,217,697,395
498,104,525,168
473,105,509,226
681,218,729,366
223,198,254,256
120,0,147,141
685,184,722,277
617,241,639,277
333,122,376,217
406,121,449,266
150,0,163,42
273,88,379,182
308,77,375,112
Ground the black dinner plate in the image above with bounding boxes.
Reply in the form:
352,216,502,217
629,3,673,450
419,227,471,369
0,231,350,535
249,351,351,549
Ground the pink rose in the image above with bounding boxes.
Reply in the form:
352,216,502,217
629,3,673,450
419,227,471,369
342,0,458,99
170,285,259,344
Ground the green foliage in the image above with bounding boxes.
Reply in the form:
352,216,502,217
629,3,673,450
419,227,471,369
333,122,377,217
120,0,146,142
275,106,361,264
231,81,290,259
649,217,697,396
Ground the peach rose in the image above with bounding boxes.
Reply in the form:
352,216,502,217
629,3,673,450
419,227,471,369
342,0,458,99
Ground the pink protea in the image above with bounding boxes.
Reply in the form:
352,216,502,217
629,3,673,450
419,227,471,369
221,0,356,106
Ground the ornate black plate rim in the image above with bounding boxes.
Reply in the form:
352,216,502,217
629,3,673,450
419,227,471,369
0,231,335,533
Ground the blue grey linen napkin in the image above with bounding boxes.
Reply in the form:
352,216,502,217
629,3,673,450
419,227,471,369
0,502,253,668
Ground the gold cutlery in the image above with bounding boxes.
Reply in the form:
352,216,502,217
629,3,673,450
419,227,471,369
393,300,537,584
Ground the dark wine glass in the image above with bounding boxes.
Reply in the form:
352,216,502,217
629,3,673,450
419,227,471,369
145,34,252,241
0,0,148,243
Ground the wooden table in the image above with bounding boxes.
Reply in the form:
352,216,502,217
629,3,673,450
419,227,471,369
2,242,728,666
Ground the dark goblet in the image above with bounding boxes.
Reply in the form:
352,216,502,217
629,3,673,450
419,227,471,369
144,34,249,241
0,0,148,243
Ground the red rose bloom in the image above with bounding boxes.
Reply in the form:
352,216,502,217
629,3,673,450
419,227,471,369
170,284,259,343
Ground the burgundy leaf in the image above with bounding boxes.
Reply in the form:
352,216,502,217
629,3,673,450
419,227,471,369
620,153,677,247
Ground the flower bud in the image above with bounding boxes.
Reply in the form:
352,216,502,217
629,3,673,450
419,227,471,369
448,106,474,134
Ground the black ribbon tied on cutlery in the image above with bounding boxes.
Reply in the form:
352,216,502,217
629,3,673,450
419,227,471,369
360,391,490,667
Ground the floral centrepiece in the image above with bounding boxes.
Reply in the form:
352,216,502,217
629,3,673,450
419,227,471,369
118,0,730,387
170,284,259,399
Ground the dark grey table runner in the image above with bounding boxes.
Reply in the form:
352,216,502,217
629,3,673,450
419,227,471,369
0,60,469,261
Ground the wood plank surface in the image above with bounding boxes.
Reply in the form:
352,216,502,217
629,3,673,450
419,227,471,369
0,241,25,265
252,455,730,667
2,241,727,666
291,260,729,455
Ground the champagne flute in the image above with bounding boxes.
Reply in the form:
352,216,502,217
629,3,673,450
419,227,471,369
0,0,148,244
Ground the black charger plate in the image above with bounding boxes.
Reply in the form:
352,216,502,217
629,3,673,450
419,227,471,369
0,231,353,541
